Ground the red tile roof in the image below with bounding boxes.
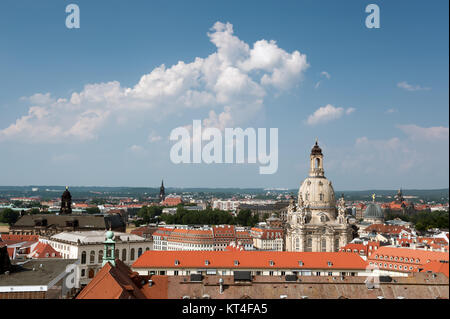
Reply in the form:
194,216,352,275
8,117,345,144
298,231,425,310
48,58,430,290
132,251,368,270
30,242,61,259
420,261,449,278
76,259,149,299
0,234,39,242
364,224,411,235
368,246,449,267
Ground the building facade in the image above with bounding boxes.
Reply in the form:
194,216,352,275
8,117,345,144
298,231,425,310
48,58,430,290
152,225,254,251
286,141,352,252
39,230,152,286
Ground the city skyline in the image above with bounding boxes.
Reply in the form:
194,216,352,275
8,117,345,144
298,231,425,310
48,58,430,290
0,0,448,190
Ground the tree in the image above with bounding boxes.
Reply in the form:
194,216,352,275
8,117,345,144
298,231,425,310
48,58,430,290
0,208,20,225
86,207,101,214
29,208,40,215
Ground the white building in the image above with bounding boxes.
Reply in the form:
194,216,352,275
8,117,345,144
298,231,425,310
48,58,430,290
212,200,240,211
40,230,152,285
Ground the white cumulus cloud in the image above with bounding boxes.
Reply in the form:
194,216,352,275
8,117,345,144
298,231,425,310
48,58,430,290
0,22,309,143
307,104,355,125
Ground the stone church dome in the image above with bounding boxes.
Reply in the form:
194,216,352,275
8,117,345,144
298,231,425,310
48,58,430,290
298,177,336,209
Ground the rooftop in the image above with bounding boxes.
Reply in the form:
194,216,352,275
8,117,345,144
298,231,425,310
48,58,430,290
132,251,368,270
0,259,77,287
50,230,147,244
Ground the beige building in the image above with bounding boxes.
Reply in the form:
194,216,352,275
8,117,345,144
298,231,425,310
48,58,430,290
286,141,352,252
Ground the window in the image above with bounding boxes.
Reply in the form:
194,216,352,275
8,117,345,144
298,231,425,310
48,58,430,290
327,261,333,267
328,272,332,276
138,248,143,257
81,269,85,277
306,238,312,252
122,249,127,261
130,248,135,260
174,271,179,276
98,250,103,263
146,247,150,251
115,249,119,259
205,260,210,265
405,258,409,262
319,193,324,201
298,261,304,266
269,271,274,276
89,250,95,264
234,260,239,266
389,264,392,268
321,238,327,252
175,259,180,266
81,251,86,264
269,260,274,266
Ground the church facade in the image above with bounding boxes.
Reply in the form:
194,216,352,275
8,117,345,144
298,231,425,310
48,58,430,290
286,141,353,252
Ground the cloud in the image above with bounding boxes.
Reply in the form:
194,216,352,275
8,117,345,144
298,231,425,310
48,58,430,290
306,104,355,125
314,71,331,89
148,131,162,143
386,108,397,114
320,71,331,79
397,124,449,141
397,81,431,91
0,22,309,143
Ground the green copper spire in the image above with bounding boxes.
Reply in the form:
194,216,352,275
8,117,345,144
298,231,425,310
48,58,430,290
102,230,116,267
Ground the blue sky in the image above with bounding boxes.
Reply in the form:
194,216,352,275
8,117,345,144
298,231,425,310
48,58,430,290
0,0,448,190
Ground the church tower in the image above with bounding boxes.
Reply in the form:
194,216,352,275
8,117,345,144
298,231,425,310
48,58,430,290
286,140,352,252
159,180,166,202
309,139,324,178
60,186,72,215
102,231,116,267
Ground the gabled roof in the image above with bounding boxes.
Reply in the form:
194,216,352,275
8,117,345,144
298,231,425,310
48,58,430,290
76,259,149,299
29,242,61,259
368,246,449,264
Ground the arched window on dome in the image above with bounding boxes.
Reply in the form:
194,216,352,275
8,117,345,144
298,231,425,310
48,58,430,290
320,215,326,223
319,193,324,201
315,158,320,168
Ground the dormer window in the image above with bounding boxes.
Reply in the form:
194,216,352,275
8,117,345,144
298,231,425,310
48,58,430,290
298,261,304,266
269,260,274,266
234,260,239,266
175,260,180,266
205,260,210,266
327,261,333,267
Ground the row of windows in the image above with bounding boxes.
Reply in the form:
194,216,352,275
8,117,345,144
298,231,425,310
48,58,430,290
147,270,358,277
369,262,415,271
374,255,421,263
80,247,149,264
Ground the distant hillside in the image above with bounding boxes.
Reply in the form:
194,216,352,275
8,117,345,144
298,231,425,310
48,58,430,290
0,186,447,203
